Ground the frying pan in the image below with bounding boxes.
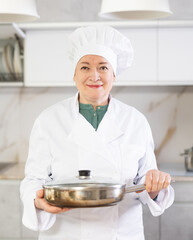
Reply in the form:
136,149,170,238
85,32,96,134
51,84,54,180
43,170,147,208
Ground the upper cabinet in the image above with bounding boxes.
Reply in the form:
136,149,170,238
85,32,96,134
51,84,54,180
158,27,193,85
117,27,157,85
23,24,158,87
18,21,193,87
24,29,75,86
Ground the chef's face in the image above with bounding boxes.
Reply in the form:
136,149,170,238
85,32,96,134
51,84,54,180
74,55,115,106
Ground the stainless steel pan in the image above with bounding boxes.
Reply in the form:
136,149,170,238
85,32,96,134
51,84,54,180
43,170,146,208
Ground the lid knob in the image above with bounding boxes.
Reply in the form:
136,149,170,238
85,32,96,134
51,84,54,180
79,170,91,177
78,170,92,179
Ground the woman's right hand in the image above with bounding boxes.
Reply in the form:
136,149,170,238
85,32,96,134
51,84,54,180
34,189,72,214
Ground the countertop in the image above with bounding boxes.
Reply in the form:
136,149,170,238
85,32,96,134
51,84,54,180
0,162,193,181
0,162,25,180
159,162,193,182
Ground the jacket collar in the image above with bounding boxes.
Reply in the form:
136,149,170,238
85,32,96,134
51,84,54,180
67,94,124,164
69,93,124,143
71,92,80,119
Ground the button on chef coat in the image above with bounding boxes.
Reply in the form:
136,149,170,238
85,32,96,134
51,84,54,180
79,102,108,130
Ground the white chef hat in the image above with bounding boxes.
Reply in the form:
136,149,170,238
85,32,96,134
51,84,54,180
68,25,134,76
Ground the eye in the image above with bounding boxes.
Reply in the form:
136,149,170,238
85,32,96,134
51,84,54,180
100,66,108,71
81,66,89,70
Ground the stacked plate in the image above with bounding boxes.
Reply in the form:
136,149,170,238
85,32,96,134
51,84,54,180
0,41,23,82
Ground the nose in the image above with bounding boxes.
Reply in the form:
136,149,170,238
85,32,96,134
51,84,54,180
89,69,100,82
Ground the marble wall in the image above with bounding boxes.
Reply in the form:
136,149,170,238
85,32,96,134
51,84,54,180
0,85,193,165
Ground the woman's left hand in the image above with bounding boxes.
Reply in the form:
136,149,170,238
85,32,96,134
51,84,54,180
145,169,172,200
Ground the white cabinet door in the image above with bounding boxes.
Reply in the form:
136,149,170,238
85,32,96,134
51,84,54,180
143,205,159,240
24,28,157,87
24,30,75,86
158,27,193,85
0,180,21,239
160,203,193,240
116,28,157,85
22,24,193,87
160,182,193,240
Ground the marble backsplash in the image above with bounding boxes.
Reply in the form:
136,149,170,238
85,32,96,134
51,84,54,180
0,86,193,165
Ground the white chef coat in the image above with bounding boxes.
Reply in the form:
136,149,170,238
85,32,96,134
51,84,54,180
20,93,174,240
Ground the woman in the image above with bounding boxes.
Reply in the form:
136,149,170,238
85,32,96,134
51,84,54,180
20,25,174,240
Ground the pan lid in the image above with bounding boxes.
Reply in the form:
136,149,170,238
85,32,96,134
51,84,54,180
44,170,124,189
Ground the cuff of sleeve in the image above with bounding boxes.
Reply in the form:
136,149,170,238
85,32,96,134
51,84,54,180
139,185,174,217
36,208,56,231
22,194,56,231
22,195,39,231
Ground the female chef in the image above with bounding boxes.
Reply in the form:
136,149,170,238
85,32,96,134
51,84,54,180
20,25,174,240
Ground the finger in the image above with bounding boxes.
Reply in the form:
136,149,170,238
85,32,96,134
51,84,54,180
151,172,159,192
36,189,44,198
163,174,171,189
61,208,73,213
151,169,166,192
42,199,73,214
43,201,65,213
47,206,72,214
153,172,171,191
145,171,153,192
157,175,165,191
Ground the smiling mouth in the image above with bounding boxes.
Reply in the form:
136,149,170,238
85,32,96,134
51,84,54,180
87,84,103,88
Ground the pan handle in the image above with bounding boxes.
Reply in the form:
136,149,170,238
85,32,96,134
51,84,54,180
125,178,175,194
125,184,146,194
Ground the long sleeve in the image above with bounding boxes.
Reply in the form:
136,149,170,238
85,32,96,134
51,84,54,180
20,117,56,231
135,118,174,216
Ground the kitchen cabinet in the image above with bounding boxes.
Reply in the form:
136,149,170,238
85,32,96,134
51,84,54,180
0,180,38,240
0,21,191,87
0,180,21,239
116,28,157,85
21,21,193,87
24,29,75,87
160,182,193,240
143,205,160,240
143,181,193,240
23,23,157,87
158,27,193,85
160,203,193,240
